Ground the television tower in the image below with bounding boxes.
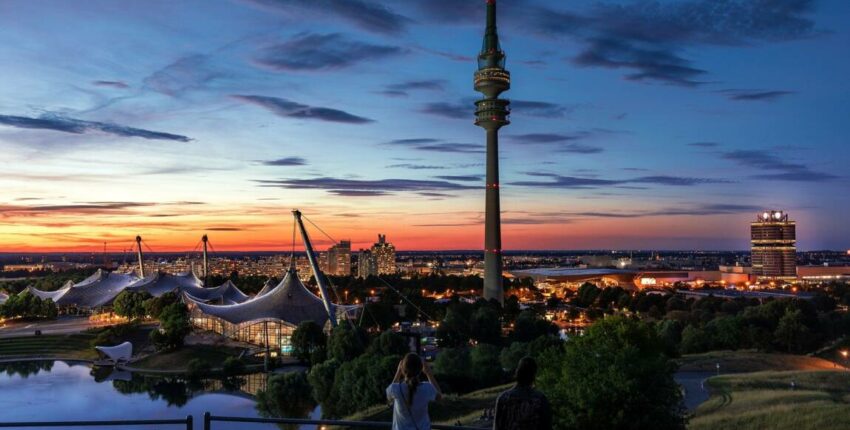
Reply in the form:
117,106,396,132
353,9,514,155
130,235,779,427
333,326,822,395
475,0,510,303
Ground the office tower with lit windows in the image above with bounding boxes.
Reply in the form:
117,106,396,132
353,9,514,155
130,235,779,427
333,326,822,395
326,240,351,276
751,210,797,280
357,249,376,278
475,0,510,304
372,234,396,275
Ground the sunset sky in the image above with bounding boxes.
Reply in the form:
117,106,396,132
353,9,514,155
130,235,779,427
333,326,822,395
1,0,849,253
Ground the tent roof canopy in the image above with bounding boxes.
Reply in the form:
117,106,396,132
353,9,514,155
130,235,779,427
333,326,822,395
25,269,138,308
95,341,133,363
186,268,333,327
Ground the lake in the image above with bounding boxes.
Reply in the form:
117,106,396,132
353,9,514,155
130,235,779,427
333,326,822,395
0,360,320,429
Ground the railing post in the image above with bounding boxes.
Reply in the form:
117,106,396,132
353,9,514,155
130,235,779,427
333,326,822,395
203,412,211,430
185,415,193,430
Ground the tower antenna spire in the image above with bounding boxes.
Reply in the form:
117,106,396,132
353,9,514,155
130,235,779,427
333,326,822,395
475,0,510,304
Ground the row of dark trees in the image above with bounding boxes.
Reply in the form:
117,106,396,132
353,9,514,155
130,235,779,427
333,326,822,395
571,281,850,356
0,291,57,319
274,313,686,429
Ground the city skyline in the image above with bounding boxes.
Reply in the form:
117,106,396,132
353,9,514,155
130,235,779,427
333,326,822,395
2,0,850,252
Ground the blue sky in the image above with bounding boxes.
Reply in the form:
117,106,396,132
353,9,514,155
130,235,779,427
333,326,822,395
0,0,848,252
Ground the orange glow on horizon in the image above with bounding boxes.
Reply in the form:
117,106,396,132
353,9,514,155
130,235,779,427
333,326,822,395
0,212,754,253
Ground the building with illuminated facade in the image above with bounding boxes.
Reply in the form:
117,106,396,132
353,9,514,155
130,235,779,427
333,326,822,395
372,234,396,275
186,267,340,356
324,240,351,276
357,248,376,278
751,210,797,280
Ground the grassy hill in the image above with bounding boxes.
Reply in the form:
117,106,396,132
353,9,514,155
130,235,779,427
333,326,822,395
0,333,97,360
678,350,838,373
130,344,248,372
690,370,850,430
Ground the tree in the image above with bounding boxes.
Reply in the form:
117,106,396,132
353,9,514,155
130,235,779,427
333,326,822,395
705,316,742,350
470,343,503,385
511,310,558,342
113,291,152,320
503,295,521,323
327,324,366,362
679,324,709,354
186,358,211,379
222,357,246,376
437,306,471,347
361,300,398,331
307,358,339,404
326,352,399,417
433,347,473,392
500,341,529,373
151,302,190,351
774,309,811,353
538,316,685,430
256,371,317,421
291,321,327,365
575,282,600,307
0,292,57,320
366,330,409,356
470,306,502,345
656,319,683,357
143,292,178,319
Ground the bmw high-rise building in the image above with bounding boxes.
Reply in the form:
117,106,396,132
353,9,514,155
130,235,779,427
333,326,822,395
751,210,797,280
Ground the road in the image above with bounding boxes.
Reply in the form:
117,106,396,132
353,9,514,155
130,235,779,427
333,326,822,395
0,316,110,338
675,371,715,412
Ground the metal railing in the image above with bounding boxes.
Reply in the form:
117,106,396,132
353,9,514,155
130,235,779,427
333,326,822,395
0,416,193,429
204,413,483,430
0,413,485,430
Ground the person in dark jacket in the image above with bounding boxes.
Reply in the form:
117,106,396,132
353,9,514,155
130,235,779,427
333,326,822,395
493,356,552,430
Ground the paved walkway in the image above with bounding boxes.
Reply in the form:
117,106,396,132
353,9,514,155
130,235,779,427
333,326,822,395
0,316,109,338
675,371,716,412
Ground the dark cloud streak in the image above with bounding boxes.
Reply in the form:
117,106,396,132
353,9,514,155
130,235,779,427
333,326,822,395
0,114,191,142
254,33,405,71
233,95,373,124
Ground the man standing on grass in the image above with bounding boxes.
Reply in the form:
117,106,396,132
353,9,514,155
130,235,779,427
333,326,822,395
494,356,552,430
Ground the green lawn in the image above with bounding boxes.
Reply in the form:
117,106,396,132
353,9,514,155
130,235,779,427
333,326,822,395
678,350,837,373
690,370,850,430
346,383,512,427
0,334,98,360
130,344,248,372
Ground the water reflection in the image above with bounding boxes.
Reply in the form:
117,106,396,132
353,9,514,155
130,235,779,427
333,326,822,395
0,361,320,430
0,360,55,378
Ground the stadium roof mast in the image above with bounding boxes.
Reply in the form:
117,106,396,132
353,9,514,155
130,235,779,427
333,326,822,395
475,0,510,304
202,234,209,286
292,209,337,327
135,235,145,278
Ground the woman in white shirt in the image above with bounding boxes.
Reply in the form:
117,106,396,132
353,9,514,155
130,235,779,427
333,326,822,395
386,353,443,430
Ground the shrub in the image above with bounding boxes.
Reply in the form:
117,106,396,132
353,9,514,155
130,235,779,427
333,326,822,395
291,320,327,365
186,358,211,378
256,371,316,420
222,357,246,376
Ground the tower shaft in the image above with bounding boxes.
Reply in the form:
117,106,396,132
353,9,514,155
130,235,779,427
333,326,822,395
484,129,502,302
475,0,509,304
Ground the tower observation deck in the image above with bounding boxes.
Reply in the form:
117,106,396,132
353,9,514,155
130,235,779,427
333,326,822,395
475,0,509,304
